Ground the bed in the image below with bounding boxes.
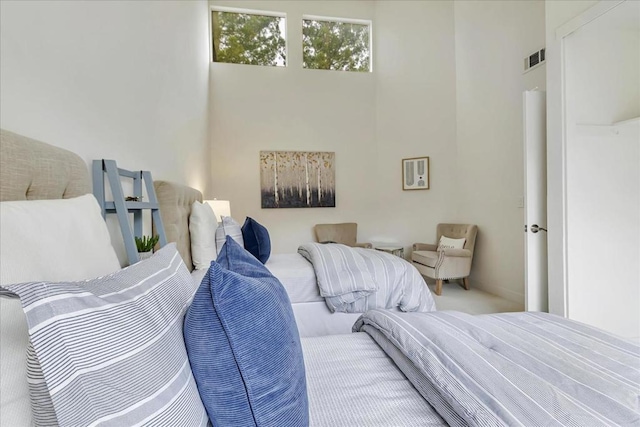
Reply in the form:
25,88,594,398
1,129,638,427
154,180,436,337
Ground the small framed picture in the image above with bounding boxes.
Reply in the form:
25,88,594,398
402,157,430,190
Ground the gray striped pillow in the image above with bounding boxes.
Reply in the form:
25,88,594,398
215,216,244,255
1,244,208,427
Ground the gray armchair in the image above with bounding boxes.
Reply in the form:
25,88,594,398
314,223,372,248
412,224,478,296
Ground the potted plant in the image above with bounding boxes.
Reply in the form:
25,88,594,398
135,235,159,261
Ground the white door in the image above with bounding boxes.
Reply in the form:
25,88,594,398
523,91,548,312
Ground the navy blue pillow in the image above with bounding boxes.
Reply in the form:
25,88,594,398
184,236,308,427
241,217,271,264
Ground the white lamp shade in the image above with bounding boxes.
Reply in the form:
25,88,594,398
205,200,231,223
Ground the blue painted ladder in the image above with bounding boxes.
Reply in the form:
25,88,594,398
92,159,168,266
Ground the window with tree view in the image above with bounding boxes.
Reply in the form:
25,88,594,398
211,9,286,67
302,17,371,72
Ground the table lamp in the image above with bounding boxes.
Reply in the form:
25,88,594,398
205,199,231,223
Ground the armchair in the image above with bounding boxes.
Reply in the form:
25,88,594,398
412,224,478,296
314,223,372,249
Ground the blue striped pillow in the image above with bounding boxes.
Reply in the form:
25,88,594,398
184,236,308,426
0,244,208,426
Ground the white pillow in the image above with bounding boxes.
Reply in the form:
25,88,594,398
215,216,244,255
189,201,218,270
438,236,466,251
0,194,121,427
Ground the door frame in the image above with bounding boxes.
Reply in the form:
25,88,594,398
546,0,625,317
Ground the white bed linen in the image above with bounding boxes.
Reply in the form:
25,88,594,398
192,264,363,337
301,332,445,426
192,255,406,337
265,253,322,303
292,302,364,337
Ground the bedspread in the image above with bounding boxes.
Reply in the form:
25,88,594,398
354,309,640,427
298,243,435,313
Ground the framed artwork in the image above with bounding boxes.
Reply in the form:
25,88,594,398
402,157,430,190
260,151,335,208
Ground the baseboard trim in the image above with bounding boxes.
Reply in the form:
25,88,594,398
471,279,524,305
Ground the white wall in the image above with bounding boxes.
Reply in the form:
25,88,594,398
209,0,458,254
0,0,552,300
453,0,546,302
0,0,210,191
562,0,639,338
1,0,211,264
210,0,551,303
372,0,457,248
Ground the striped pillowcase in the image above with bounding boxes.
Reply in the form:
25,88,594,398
215,216,244,256
1,244,208,427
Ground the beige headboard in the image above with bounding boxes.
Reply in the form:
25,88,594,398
0,129,199,270
0,129,90,201
154,180,202,271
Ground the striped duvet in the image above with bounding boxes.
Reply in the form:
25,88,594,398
298,243,436,313
354,309,640,427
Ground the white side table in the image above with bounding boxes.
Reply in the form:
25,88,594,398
375,245,405,258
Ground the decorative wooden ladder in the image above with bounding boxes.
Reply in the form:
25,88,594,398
92,159,167,266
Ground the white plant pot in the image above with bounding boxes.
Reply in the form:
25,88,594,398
138,251,153,261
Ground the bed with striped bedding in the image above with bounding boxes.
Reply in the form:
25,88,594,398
354,309,640,426
303,332,448,426
297,242,436,313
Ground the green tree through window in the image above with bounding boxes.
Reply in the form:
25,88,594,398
212,11,286,66
302,19,370,72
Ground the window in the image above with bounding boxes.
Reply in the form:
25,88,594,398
302,16,371,72
211,8,286,67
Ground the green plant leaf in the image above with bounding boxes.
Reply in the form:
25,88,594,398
135,235,160,252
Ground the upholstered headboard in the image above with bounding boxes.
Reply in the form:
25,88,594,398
0,130,107,427
0,129,200,271
0,129,91,201
154,180,202,271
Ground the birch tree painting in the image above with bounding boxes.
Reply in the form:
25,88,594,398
260,151,335,208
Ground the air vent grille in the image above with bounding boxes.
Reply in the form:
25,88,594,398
524,48,545,73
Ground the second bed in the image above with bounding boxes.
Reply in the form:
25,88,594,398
155,180,435,337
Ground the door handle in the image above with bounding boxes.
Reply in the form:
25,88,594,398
530,224,547,233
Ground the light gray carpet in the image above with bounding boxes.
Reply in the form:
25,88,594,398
425,280,524,314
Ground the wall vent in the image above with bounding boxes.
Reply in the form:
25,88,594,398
523,48,545,73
